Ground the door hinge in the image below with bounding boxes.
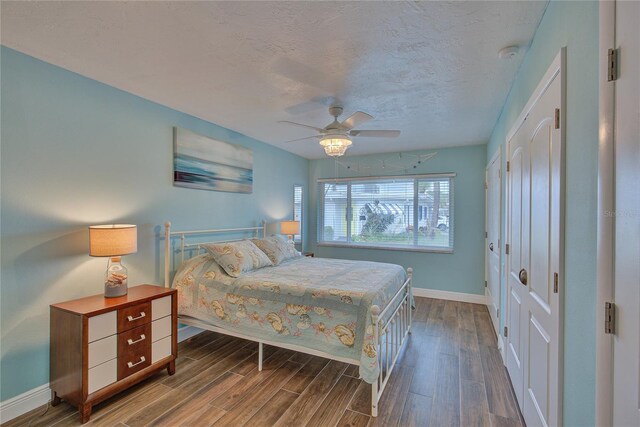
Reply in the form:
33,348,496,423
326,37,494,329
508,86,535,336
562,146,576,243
505,244,510,255
485,231,488,238
608,48,618,82
553,272,559,293
604,302,615,334
504,326,508,337
554,108,560,129
485,181,488,189
506,161,510,172
485,280,488,288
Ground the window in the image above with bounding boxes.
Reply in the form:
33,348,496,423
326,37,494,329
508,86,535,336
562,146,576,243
318,174,454,252
293,185,303,244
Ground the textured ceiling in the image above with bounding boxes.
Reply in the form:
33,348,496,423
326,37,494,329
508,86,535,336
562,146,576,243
1,1,547,159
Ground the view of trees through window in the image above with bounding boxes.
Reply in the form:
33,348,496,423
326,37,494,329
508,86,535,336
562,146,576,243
319,175,453,250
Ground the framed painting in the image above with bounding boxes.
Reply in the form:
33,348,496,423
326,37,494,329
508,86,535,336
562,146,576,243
173,127,253,193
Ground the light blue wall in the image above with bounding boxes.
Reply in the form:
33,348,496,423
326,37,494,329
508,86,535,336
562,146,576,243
0,47,308,401
309,145,487,295
486,2,598,426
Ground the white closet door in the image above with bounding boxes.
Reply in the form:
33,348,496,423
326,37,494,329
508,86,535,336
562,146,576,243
486,152,501,335
506,118,528,407
612,1,640,425
506,50,564,427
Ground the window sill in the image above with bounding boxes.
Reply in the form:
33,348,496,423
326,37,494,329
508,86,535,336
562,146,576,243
317,242,454,254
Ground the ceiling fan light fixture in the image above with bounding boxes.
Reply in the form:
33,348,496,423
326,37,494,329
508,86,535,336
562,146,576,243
319,134,352,157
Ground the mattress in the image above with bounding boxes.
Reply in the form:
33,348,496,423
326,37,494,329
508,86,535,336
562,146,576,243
172,254,408,383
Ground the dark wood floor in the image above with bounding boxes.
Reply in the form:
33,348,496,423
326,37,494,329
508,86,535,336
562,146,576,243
4,297,524,427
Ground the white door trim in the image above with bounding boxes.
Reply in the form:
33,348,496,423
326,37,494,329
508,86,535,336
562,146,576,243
504,48,566,427
595,1,615,426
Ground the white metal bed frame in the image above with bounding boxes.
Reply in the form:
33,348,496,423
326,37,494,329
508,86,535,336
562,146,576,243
163,221,412,417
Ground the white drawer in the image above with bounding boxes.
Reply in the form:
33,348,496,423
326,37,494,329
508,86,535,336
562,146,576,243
152,296,172,321
152,315,172,342
88,311,117,343
152,335,172,363
88,335,117,369
88,358,117,394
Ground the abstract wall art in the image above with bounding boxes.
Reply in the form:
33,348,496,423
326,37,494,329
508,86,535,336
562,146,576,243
173,127,253,193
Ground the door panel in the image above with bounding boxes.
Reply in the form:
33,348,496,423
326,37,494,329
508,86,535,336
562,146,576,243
507,287,523,404
510,147,524,276
508,289,522,362
525,74,561,427
529,121,552,310
507,128,528,407
506,140,526,405
527,314,551,423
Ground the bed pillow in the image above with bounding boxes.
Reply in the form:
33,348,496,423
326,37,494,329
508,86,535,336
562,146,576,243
203,240,273,277
251,235,302,265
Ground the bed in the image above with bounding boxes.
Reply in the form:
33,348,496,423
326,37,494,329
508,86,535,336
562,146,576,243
163,221,413,416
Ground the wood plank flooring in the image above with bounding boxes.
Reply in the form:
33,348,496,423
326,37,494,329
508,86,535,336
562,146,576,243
3,298,524,427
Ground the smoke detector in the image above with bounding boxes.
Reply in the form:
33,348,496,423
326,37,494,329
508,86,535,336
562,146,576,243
498,46,519,59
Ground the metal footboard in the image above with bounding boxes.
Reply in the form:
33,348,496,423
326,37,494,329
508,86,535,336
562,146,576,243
370,267,413,417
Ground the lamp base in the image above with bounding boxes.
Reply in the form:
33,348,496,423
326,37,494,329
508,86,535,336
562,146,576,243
104,256,128,298
104,283,128,298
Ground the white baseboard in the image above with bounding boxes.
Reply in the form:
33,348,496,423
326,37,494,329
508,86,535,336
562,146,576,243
0,325,202,423
498,334,506,364
412,288,488,304
0,383,51,424
177,325,203,342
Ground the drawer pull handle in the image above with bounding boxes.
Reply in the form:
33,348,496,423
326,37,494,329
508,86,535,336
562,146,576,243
127,356,146,368
127,312,146,322
127,334,146,345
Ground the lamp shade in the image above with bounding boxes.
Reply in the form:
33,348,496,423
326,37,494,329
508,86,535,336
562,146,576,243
89,224,137,257
280,220,300,236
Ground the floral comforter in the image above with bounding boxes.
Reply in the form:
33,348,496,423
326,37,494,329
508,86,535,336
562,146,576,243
172,255,409,383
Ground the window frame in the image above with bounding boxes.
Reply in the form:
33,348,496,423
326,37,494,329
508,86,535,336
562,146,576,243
317,173,455,253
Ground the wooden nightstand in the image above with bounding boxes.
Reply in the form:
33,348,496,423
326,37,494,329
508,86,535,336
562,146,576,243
50,285,177,423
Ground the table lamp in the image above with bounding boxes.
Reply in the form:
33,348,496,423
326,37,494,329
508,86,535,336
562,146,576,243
280,220,300,244
89,224,137,297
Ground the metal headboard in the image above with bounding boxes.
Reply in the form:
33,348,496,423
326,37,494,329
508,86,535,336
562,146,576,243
163,220,267,287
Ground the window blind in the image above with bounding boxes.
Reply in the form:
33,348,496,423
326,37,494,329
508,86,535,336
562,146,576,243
293,185,303,242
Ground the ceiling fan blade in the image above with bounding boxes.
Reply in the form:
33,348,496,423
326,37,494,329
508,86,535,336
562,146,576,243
341,111,373,130
278,121,324,133
284,135,320,143
350,130,401,138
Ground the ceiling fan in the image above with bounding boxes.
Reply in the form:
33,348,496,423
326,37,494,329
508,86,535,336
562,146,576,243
279,106,401,157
